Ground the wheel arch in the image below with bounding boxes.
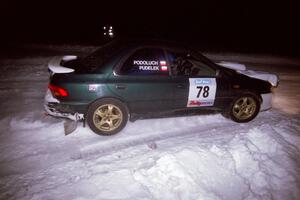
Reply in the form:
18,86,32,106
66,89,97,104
85,96,131,118
234,89,262,104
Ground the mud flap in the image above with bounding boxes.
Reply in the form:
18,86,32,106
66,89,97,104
64,120,78,135
64,113,80,135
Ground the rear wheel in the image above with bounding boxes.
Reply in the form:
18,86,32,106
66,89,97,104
228,93,260,123
87,98,128,136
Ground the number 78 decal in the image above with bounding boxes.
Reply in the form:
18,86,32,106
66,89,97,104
187,78,217,107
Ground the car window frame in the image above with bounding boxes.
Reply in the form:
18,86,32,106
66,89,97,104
164,47,218,78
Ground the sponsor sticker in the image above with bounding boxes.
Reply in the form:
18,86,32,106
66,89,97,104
88,84,98,92
195,79,211,85
188,100,201,106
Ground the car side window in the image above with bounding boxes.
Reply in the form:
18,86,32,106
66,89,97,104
167,50,216,77
120,48,169,76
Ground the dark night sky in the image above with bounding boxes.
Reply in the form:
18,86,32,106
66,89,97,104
1,1,299,56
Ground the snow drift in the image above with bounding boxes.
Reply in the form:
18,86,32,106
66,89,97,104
134,124,300,200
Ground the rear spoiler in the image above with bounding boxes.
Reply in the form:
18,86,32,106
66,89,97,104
48,55,77,75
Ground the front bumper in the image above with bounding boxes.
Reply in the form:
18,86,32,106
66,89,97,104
44,89,84,121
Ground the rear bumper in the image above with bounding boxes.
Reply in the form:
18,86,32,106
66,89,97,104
260,93,272,111
44,89,84,120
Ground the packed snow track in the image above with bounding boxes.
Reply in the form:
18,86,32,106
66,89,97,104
0,45,299,200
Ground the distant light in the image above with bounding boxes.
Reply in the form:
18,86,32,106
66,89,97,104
102,25,115,38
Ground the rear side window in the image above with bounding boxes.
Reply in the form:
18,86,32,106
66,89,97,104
80,40,124,73
120,48,169,76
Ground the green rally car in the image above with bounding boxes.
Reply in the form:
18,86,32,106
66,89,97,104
44,40,279,135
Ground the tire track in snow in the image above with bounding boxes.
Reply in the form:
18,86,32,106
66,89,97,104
72,120,234,160
70,111,298,160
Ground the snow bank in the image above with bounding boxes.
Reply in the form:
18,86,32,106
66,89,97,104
205,52,300,66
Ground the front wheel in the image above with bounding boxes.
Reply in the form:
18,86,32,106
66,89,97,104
228,94,260,123
86,98,128,136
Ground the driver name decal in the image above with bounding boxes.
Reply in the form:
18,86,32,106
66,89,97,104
133,60,158,65
134,60,159,71
139,66,159,70
187,78,217,107
133,60,169,72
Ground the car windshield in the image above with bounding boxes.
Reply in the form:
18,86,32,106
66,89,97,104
80,40,124,72
189,50,218,69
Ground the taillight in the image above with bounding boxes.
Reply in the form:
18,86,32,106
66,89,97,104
48,84,68,97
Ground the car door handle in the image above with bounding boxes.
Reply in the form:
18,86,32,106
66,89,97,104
115,84,126,90
177,84,185,89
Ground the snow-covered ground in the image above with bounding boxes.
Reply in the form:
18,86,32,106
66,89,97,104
0,46,300,200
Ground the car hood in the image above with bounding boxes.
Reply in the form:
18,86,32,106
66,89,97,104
217,61,279,87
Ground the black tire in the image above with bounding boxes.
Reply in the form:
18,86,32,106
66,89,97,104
86,98,128,136
228,93,260,123
221,112,230,119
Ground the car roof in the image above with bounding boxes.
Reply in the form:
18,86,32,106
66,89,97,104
109,38,191,50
